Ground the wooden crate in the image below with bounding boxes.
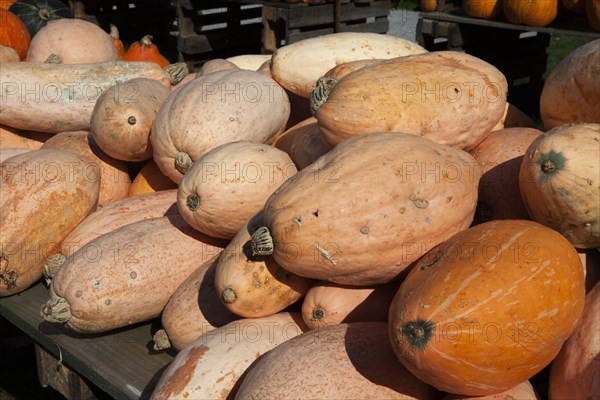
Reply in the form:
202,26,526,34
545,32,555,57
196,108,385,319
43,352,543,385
177,0,264,68
417,17,550,119
74,0,178,59
262,0,391,52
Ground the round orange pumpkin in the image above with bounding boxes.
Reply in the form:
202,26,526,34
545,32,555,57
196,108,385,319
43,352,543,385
109,24,126,60
0,8,30,59
0,0,16,9
519,123,600,248
123,35,170,68
389,219,585,396
463,0,504,19
503,0,559,27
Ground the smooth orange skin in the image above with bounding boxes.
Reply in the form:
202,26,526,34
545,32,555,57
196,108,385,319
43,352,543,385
389,220,585,396
463,0,504,19
124,35,170,68
128,159,177,196
503,0,559,26
0,9,30,59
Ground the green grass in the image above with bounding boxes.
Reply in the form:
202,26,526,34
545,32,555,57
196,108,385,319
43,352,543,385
544,34,596,78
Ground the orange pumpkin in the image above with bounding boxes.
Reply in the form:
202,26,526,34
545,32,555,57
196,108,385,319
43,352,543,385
420,0,438,11
0,8,30,59
109,24,126,60
124,35,170,68
587,0,600,31
388,219,585,396
0,0,16,9
503,0,559,27
463,0,504,19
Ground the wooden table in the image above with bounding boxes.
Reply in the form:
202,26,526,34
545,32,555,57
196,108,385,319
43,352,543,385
0,282,174,400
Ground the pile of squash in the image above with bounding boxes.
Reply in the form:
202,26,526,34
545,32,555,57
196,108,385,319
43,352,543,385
1,10,599,399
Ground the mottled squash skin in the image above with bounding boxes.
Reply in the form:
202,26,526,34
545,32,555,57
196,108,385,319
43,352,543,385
258,132,482,285
389,220,585,396
519,123,600,248
0,149,100,296
235,322,440,400
314,51,508,151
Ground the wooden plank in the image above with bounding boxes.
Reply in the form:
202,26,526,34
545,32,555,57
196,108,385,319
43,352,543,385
287,18,388,42
286,0,390,29
420,9,600,38
0,282,174,400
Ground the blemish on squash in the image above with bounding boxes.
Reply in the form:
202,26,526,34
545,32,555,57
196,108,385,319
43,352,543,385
222,287,237,304
409,193,429,209
159,345,209,399
252,273,261,288
312,210,319,217
399,207,405,214
446,196,453,203
94,278,101,286
360,227,369,234
75,290,82,297
130,271,137,279
311,307,325,321
105,299,111,306
292,215,302,230
0,253,17,290
315,244,337,266
127,116,136,125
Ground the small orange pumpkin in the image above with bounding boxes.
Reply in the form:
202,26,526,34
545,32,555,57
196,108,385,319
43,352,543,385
463,0,504,19
124,34,170,68
110,24,126,60
0,0,16,10
503,0,559,27
0,8,30,59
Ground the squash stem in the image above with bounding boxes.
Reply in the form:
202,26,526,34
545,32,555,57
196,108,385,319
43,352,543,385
41,296,72,323
250,226,274,256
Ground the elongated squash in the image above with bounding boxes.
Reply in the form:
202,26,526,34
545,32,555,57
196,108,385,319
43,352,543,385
0,125,52,149
151,69,290,184
156,254,239,352
44,190,178,280
253,132,482,285
150,313,307,400
388,220,585,396
41,130,131,207
271,117,332,170
215,211,312,317
549,281,599,399
177,141,297,239
235,322,440,400
1,149,99,296
301,280,399,330
313,51,508,150
128,158,178,196
271,32,427,98
41,215,227,333
0,61,183,133
225,54,272,71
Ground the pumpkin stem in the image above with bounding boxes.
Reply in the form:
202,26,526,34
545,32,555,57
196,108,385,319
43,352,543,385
109,24,120,40
45,54,62,64
152,329,172,351
41,296,71,323
187,194,200,211
38,8,51,21
400,319,435,351
174,152,193,175
310,76,337,114
164,62,189,85
42,253,67,285
250,226,274,256
311,307,325,321
541,160,555,174
221,287,237,304
141,35,154,47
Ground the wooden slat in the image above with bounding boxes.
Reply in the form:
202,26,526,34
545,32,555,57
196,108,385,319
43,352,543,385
420,9,600,38
285,0,390,29
0,283,174,400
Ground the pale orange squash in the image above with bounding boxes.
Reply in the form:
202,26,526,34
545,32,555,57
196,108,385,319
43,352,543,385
177,141,297,239
519,123,600,248
492,103,537,131
270,117,332,170
0,148,32,163
41,131,131,206
42,215,227,333
128,158,177,196
253,132,482,285
26,18,118,63
0,125,52,149
313,51,508,151
301,280,400,329
214,211,312,317
151,69,291,184
90,78,171,162
156,254,239,352
1,149,100,296
540,39,599,129
389,220,585,396
150,313,308,400
549,281,599,399
469,127,543,224
196,58,239,76
235,322,440,399
0,44,19,62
